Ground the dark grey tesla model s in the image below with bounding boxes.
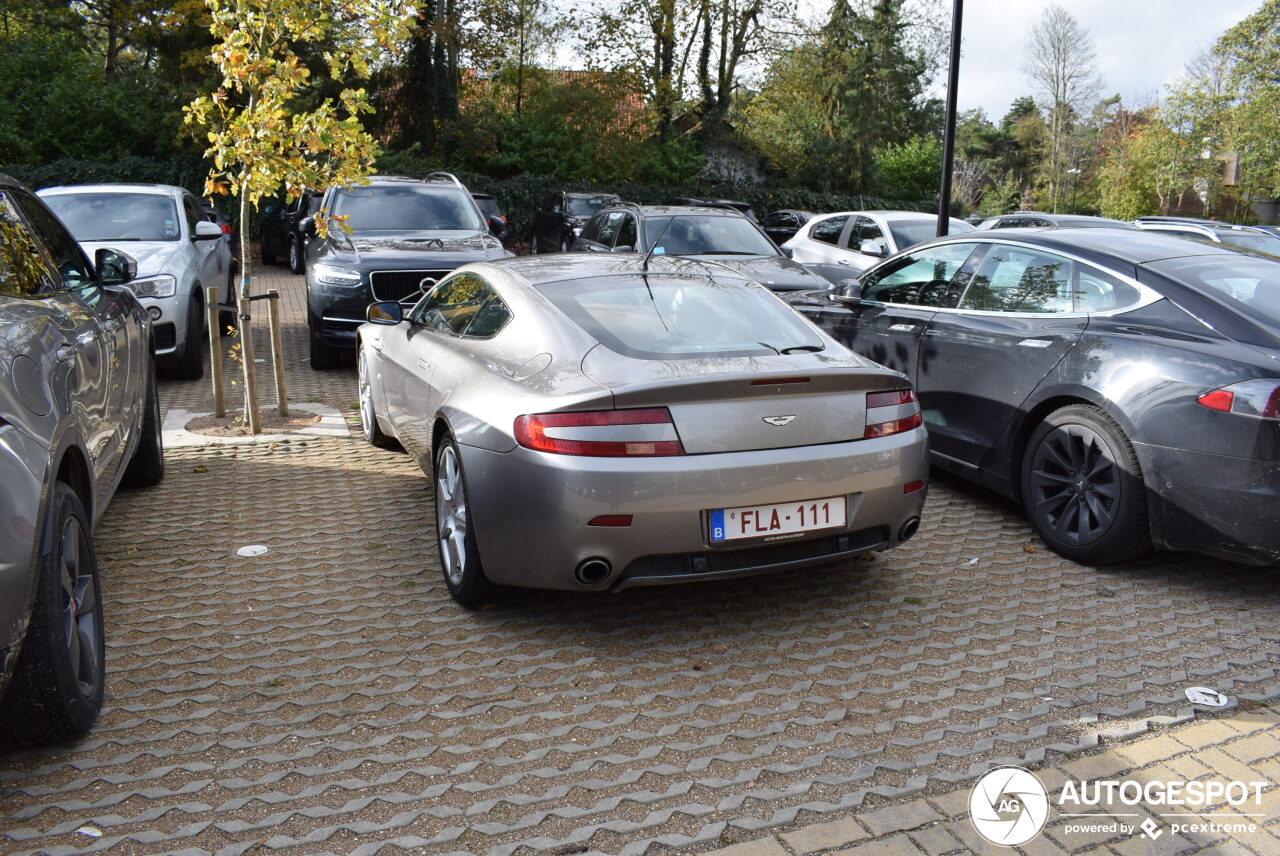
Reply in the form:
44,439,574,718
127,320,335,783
787,227,1280,567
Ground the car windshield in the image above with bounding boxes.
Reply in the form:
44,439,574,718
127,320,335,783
331,185,484,232
541,274,824,360
566,196,613,218
643,215,777,256
42,192,181,242
1215,231,1280,256
886,218,975,251
1151,255,1280,328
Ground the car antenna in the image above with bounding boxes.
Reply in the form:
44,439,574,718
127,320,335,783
641,216,675,273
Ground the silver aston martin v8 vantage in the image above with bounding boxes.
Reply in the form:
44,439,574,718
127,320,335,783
357,253,929,607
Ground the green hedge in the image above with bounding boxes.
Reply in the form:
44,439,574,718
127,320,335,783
3,155,937,242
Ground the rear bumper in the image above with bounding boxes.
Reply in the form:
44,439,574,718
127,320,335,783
458,427,930,591
1139,442,1280,565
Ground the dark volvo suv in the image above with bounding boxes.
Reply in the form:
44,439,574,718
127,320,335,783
305,174,512,368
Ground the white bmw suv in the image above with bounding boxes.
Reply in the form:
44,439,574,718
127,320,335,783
38,184,234,379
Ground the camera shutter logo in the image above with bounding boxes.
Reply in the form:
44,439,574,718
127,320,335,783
969,766,1050,846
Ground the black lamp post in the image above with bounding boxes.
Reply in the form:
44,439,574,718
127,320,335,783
936,0,964,236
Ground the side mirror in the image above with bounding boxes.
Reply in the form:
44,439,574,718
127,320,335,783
779,246,794,259
612,245,634,253
299,216,317,237
96,248,136,286
366,301,403,325
194,220,224,241
832,278,863,305
859,241,886,257
487,216,505,236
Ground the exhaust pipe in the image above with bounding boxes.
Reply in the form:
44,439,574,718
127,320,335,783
575,558,612,585
898,517,921,542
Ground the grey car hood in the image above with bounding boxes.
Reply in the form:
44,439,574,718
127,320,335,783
692,254,827,291
327,231,507,267
78,240,179,279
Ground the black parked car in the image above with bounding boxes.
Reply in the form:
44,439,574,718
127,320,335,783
471,192,510,248
531,191,620,253
573,203,827,292
305,173,511,369
761,209,814,245
261,188,321,274
0,173,163,745
786,228,1280,567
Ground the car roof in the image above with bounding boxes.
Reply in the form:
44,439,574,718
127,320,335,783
467,251,755,289
36,183,185,195
814,210,959,223
933,226,1244,265
606,204,746,217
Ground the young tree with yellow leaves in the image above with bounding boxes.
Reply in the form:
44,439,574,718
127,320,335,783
185,0,416,432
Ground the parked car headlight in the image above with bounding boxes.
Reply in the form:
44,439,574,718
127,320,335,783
312,263,362,286
130,274,177,298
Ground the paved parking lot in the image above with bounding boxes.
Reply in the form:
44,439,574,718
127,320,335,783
1,268,1278,855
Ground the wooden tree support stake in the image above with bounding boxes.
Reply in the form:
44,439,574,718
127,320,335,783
266,290,288,417
205,286,225,418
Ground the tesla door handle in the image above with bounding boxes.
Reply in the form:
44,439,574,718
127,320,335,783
1018,338,1053,349
888,323,917,332
417,358,430,371
837,258,852,265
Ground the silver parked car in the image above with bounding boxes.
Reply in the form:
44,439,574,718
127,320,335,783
0,174,164,745
38,183,234,379
357,254,929,607
783,210,974,284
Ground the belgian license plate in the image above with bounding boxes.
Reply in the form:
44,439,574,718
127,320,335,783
709,496,847,543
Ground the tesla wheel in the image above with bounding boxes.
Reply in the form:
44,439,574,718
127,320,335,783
260,235,276,266
358,347,393,448
173,292,205,380
120,356,164,488
1021,405,1150,565
308,320,340,370
434,436,500,609
0,483,105,746
288,235,305,275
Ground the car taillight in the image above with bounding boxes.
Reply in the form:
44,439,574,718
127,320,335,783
219,223,232,235
514,408,684,456
1196,380,1280,419
864,388,922,439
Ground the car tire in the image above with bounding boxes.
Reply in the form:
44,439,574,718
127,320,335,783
0,483,105,747
288,235,305,275
173,292,205,380
434,435,501,609
358,346,393,448
1021,404,1151,565
120,356,164,489
308,319,340,370
260,234,276,266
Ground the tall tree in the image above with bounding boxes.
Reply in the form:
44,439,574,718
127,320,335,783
1022,5,1100,212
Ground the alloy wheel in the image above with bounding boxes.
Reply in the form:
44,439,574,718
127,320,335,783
59,517,101,698
358,351,376,441
436,445,469,587
1027,422,1120,546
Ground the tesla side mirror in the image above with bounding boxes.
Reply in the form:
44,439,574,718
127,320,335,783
96,248,136,286
194,220,224,241
859,241,886,257
366,301,403,325
780,246,794,258
299,216,317,237
832,278,864,305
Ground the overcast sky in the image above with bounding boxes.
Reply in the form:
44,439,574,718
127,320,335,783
931,0,1259,120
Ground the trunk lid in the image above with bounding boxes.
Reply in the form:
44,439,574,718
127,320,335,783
580,345,908,453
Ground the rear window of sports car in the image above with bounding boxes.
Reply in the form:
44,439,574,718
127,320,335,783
1148,255,1280,327
540,274,824,360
